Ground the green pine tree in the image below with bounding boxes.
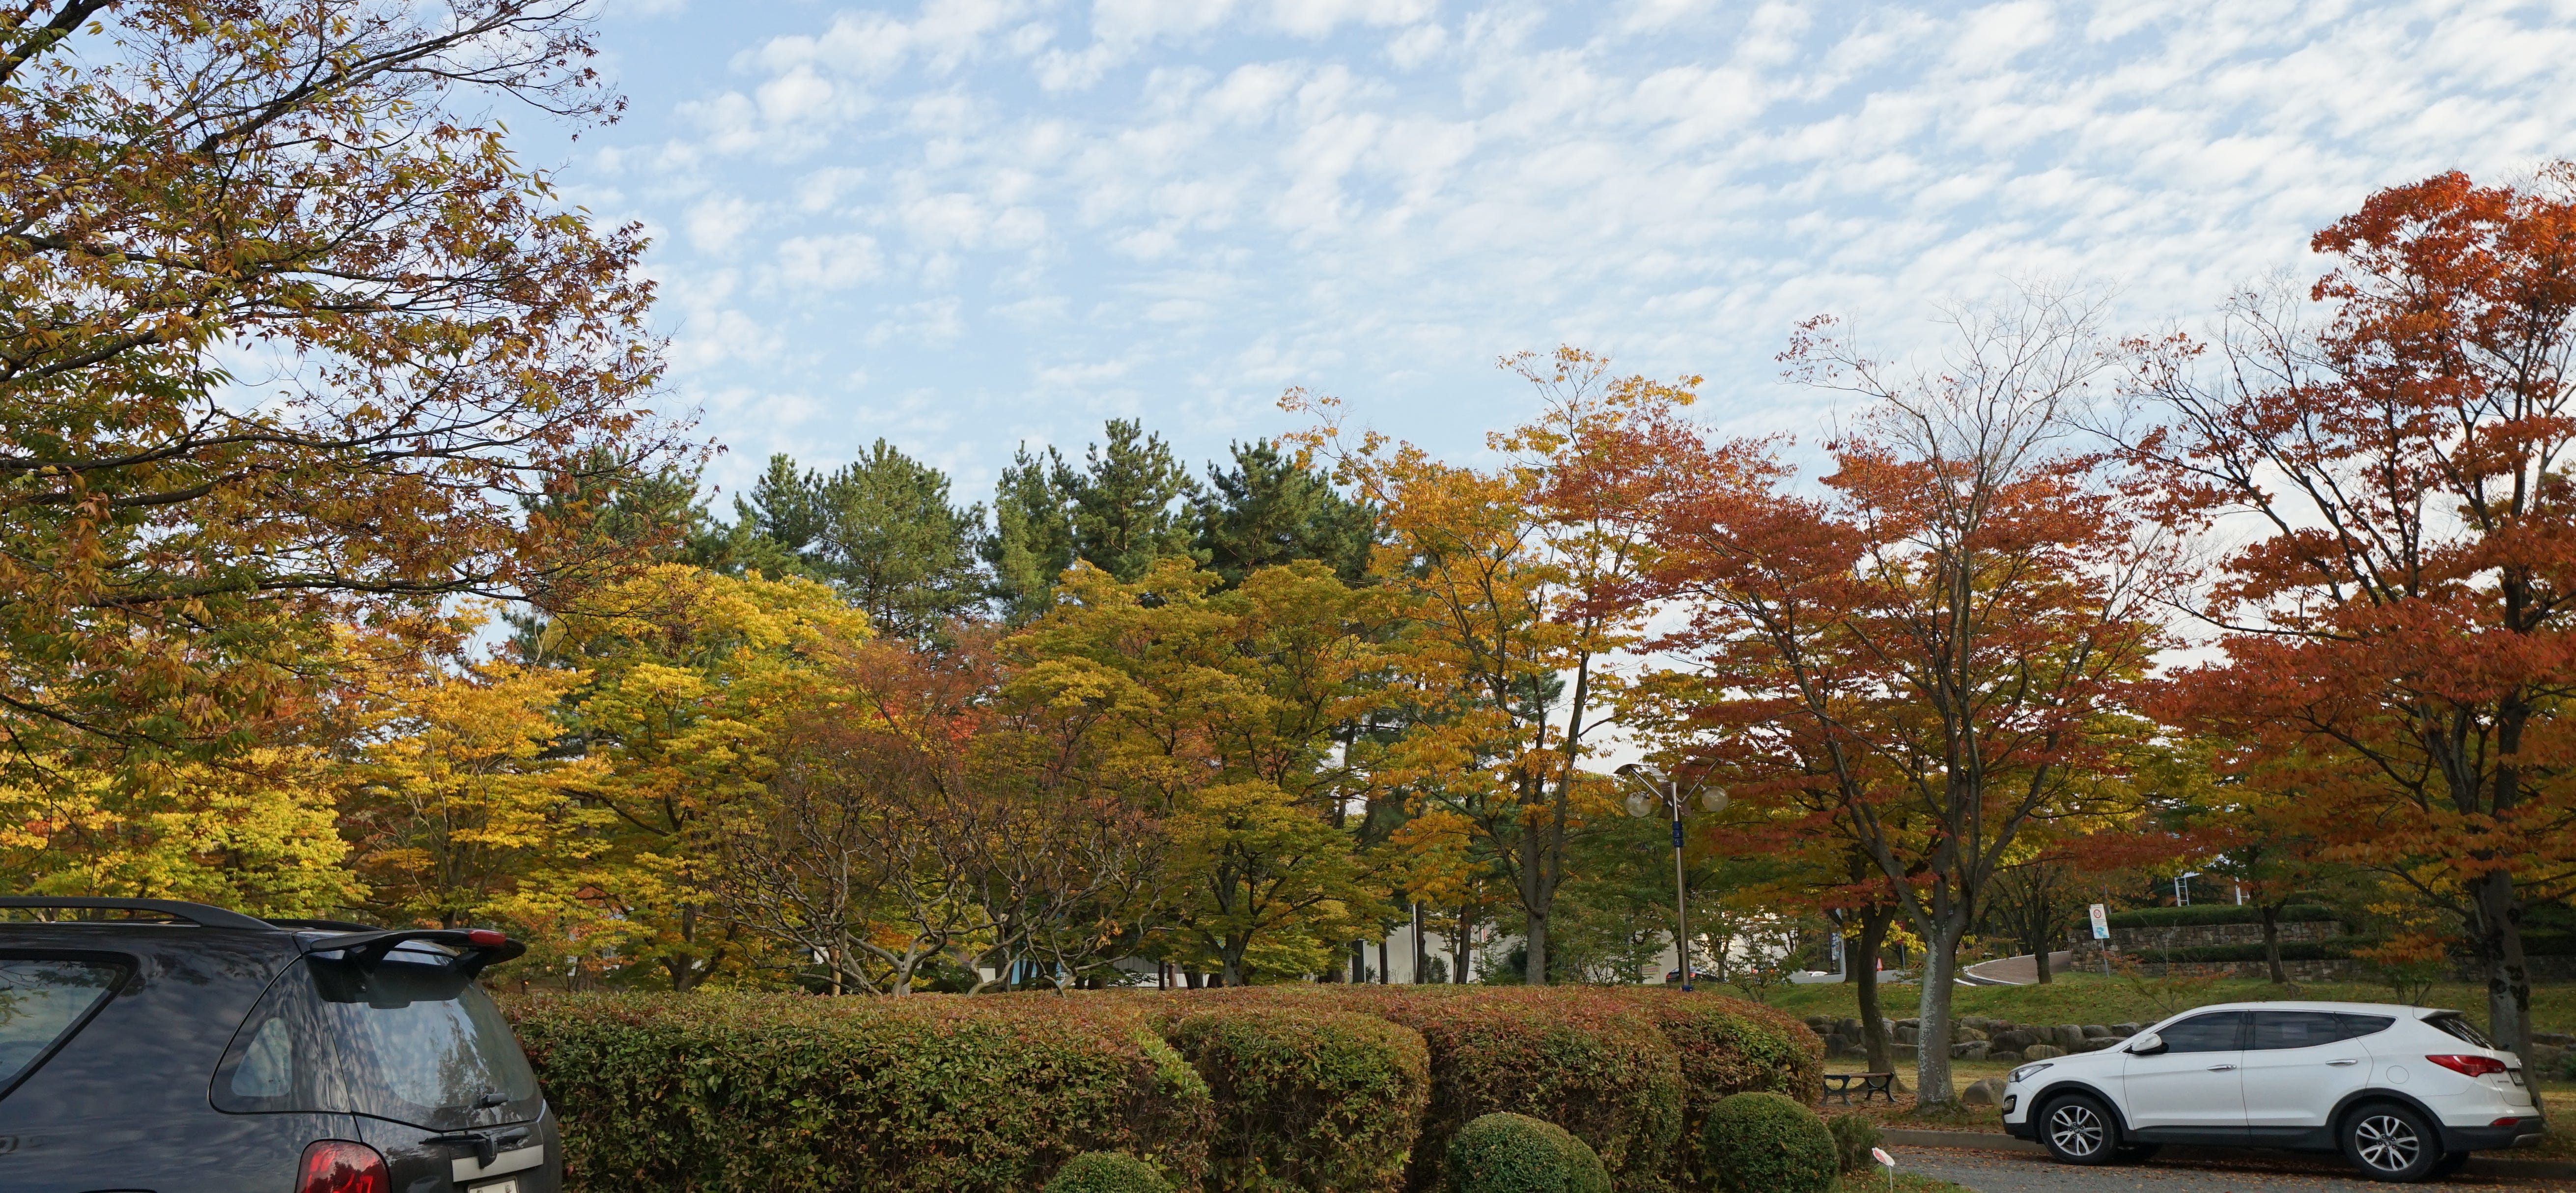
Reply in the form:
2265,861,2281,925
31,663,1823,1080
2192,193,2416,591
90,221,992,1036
806,440,985,638
984,445,1079,622
1195,439,1377,587
1064,419,1204,582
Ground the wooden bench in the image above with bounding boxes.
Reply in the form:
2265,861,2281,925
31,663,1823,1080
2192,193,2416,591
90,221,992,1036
1820,1072,1897,1105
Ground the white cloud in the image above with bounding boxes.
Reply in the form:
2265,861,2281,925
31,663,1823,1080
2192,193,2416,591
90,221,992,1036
685,194,760,254
775,233,885,290
590,0,2576,491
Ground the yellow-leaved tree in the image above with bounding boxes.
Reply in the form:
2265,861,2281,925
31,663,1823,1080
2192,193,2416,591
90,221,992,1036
1288,348,1703,983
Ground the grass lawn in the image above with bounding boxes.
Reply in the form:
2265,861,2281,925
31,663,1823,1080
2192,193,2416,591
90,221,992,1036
1837,1174,1970,1193
1739,970,2576,1036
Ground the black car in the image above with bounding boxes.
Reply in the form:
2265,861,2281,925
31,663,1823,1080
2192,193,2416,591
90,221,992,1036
0,896,557,1193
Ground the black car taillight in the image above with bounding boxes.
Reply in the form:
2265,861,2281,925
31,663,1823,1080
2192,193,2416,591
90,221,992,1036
297,1140,388,1193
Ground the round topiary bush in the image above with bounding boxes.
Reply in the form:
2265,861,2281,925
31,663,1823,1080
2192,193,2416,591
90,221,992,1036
1827,1113,1883,1175
1701,1092,1837,1193
1044,1152,1175,1193
1446,1112,1612,1193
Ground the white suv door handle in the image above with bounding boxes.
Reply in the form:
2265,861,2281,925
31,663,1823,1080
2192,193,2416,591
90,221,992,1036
2207,1063,2236,1071
2327,1059,2360,1067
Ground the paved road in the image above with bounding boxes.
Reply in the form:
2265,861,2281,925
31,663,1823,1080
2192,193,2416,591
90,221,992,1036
1892,1145,2576,1193
1960,951,2074,985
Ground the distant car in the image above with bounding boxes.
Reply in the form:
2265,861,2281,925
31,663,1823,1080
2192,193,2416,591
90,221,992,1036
0,896,555,1193
2002,1001,2545,1182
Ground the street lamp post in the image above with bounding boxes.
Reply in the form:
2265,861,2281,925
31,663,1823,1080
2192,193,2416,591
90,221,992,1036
1617,763,1728,993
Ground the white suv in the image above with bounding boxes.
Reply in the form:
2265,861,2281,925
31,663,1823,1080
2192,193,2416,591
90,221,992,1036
2002,1001,2545,1182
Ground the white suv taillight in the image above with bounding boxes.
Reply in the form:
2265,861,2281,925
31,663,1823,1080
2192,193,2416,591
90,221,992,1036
296,1140,388,1193
2424,1053,2507,1078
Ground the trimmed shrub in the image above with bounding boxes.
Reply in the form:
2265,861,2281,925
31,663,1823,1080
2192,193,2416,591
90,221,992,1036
1166,1005,1430,1193
1046,1152,1176,1193
1307,987,1685,1193
506,992,1212,1193
1700,1092,1835,1193
1826,1114,1882,1175
1446,1112,1611,1193
1605,989,1824,1189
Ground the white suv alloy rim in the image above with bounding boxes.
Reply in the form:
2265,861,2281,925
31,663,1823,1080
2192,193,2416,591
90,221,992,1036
2354,1113,2422,1172
2048,1102,2106,1158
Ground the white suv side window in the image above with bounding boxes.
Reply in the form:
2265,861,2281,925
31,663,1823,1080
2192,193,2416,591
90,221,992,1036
2154,1012,2244,1052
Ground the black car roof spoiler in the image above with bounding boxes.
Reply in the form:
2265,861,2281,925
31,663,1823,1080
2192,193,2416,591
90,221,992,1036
0,896,275,931
0,897,527,975
303,927,529,977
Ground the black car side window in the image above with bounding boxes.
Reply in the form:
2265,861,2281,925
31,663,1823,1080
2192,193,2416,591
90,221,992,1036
2335,1014,2395,1041
0,954,131,1098
2251,1010,2341,1050
2156,1011,2246,1053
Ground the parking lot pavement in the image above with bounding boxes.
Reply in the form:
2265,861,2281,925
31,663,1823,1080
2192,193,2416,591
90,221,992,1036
1891,1146,2576,1193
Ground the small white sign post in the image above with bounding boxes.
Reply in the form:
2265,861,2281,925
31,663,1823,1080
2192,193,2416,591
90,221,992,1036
2089,903,2111,975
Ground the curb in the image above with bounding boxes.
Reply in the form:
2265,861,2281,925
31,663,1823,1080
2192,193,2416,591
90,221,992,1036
1876,1129,2576,1181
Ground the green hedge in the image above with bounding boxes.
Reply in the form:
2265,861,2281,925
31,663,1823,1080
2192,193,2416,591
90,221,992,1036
2101,904,2338,929
1048,1153,1177,1193
1605,990,1822,1189
510,987,1823,1193
1164,1005,1429,1193
506,993,1211,1193
1289,987,1686,1193
2132,935,2377,964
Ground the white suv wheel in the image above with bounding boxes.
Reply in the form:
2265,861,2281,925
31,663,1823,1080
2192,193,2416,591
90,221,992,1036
2046,1099,2109,1160
2341,1104,2440,1182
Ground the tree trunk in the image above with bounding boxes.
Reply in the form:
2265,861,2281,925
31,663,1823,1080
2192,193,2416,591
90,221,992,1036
1522,908,1549,985
1854,905,1895,1074
2473,869,2535,1059
1455,903,1473,983
2262,903,2285,985
2034,939,2052,984
1377,937,1391,985
1914,914,1966,1105
1350,940,1367,984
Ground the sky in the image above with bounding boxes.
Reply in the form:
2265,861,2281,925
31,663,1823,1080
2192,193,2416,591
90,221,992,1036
547,0,2576,507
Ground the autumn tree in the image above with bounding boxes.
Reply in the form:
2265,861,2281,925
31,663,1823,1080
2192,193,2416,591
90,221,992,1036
713,636,1169,994
1292,348,1702,984
1646,296,2175,1101
0,1,673,780
533,565,868,990
342,657,601,935
1001,558,1388,985
2120,167,2576,1055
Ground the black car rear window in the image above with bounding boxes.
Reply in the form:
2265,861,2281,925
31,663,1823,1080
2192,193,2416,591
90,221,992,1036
0,956,128,1094
213,950,536,1130
2336,1013,2396,1040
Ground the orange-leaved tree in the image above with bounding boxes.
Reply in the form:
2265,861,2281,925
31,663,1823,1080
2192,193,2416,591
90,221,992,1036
1645,295,2176,1101
2122,166,2576,1055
